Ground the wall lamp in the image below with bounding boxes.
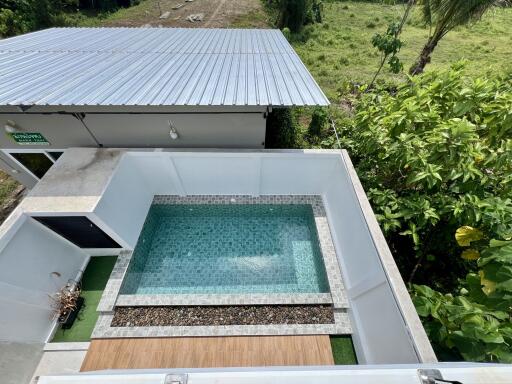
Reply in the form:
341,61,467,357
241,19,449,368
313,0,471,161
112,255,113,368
4,120,20,134
168,120,179,140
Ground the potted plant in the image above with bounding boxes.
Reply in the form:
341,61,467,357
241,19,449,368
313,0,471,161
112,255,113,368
50,280,84,329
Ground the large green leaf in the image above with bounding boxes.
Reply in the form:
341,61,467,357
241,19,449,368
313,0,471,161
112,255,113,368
455,226,484,247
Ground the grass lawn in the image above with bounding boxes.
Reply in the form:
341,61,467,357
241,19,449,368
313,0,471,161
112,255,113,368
51,256,117,342
330,336,357,365
291,2,512,102
0,171,19,204
0,170,24,224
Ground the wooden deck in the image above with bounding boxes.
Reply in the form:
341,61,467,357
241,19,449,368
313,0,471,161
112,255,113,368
81,336,334,371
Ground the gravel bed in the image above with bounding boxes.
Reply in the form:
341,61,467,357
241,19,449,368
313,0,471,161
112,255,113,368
112,305,334,327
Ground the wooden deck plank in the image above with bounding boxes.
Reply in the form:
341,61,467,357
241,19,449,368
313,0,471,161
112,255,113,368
81,336,334,371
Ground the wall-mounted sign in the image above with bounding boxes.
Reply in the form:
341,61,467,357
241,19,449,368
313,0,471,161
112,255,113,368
9,132,50,145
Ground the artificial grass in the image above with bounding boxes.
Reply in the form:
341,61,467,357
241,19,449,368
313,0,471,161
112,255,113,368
330,336,357,365
51,256,117,342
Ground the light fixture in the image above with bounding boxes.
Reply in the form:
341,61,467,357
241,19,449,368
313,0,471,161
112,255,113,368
168,120,179,140
4,120,19,134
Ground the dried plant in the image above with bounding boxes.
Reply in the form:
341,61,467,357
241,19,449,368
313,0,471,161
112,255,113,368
49,280,81,319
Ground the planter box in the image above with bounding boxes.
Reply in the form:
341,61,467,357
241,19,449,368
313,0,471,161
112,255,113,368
59,296,85,329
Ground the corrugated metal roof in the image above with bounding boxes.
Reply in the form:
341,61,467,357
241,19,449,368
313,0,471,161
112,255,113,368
0,27,329,107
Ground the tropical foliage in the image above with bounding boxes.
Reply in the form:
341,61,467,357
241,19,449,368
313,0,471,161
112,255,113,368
342,63,512,362
346,63,512,289
410,0,506,74
412,233,512,362
0,0,140,36
270,0,323,33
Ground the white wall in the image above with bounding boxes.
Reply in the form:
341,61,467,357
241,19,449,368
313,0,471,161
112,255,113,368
0,214,88,342
0,109,266,187
93,155,157,249
93,150,435,364
85,113,266,148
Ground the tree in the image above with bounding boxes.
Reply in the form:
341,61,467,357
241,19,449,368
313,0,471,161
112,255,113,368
410,0,502,75
368,0,416,88
276,0,307,33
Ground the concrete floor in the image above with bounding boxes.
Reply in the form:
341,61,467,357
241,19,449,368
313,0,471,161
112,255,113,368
0,341,43,384
32,350,87,382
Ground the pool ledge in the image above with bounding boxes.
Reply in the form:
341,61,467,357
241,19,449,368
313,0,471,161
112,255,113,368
116,293,335,307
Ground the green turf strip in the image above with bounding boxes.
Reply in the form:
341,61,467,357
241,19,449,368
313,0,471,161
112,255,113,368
330,336,357,365
51,256,117,342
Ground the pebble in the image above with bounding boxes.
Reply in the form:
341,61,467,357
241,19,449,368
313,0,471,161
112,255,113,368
112,305,334,327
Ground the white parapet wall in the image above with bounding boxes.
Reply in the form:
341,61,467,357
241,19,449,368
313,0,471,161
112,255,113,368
91,149,436,364
0,210,89,342
0,148,436,363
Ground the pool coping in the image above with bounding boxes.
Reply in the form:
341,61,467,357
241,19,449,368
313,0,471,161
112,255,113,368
94,195,350,338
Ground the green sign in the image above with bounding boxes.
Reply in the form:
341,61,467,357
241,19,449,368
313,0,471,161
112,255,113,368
9,132,50,145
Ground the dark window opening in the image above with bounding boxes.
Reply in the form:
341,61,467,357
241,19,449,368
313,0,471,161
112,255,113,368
10,152,53,179
33,216,121,248
48,151,64,161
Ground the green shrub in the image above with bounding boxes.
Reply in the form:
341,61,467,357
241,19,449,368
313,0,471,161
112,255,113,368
265,108,299,148
412,233,512,362
348,63,512,288
0,8,26,36
274,0,323,33
282,27,291,40
276,0,307,33
309,107,328,136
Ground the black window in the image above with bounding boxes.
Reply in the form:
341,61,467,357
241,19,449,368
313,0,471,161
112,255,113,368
33,216,121,248
10,152,53,179
47,151,64,161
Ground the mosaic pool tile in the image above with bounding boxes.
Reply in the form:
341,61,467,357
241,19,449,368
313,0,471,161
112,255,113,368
120,204,330,295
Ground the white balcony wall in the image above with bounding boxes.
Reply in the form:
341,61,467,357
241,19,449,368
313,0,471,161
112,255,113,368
93,150,434,364
93,155,157,249
0,213,88,342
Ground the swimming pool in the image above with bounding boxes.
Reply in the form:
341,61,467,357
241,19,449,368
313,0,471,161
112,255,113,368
121,203,330,295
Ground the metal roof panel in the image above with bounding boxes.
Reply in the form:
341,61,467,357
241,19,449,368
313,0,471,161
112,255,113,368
0,27,330,107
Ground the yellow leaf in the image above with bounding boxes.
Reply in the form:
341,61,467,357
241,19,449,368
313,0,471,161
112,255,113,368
461,248,480,261
479,271,496,295
455,226,484,247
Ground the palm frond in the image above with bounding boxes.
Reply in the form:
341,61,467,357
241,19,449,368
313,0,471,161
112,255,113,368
419,0,499,32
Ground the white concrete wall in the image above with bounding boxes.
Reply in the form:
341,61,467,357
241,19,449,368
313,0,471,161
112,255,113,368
93,150,435,364
0,213,88,342
93,155,156,249
84,113,266,148
0,110,266,187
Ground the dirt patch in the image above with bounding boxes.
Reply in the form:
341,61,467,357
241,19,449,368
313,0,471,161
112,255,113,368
112,305,334,327
103,0,268,29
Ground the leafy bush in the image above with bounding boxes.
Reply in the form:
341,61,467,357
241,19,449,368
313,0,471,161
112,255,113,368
0,8,26,36
282,27,291,40
308,107,328,136
273,0,323,33
265,108,299,148
0,0,140,36
348,63,512,288
412,232,512,362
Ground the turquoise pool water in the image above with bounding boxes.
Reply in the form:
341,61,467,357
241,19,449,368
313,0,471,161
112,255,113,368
121,204,329,294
